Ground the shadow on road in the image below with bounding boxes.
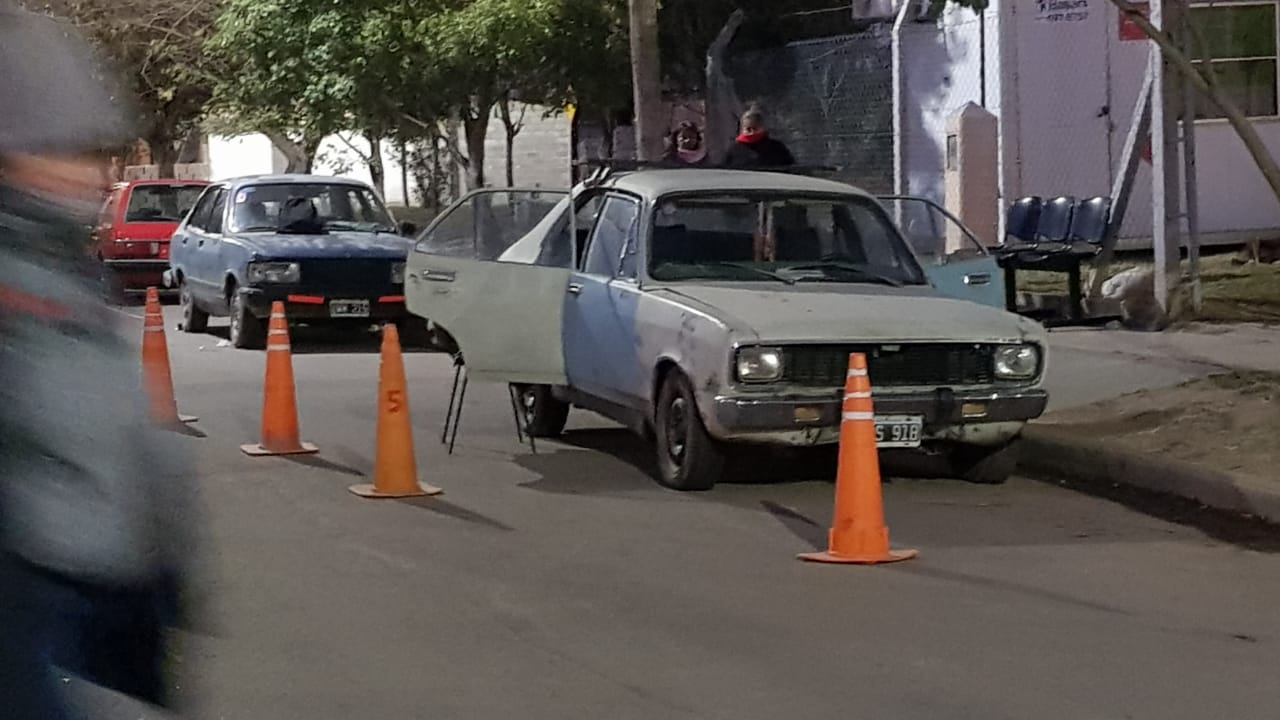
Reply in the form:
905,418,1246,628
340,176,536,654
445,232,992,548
177,322,441,355
396,496,514,532
1037,474,1280,553
284,454,367,478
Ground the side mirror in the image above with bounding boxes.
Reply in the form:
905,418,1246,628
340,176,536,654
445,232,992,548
399,221,418,237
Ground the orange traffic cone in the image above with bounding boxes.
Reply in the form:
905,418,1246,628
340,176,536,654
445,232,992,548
350,324,443,498
240,302,318,457
142,287,197,429
799,352,917,565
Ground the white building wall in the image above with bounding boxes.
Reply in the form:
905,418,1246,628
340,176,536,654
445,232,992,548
897,0,1280,246
206,102,572,206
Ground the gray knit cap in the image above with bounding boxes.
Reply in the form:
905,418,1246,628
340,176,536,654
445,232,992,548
0,2,136,154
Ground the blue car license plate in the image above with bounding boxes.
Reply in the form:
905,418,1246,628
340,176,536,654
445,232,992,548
329,299,370,318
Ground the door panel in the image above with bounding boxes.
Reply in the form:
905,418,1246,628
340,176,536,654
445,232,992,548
406,188,573,385
562,193,644,405
408,256,571,385
879,194,1006,309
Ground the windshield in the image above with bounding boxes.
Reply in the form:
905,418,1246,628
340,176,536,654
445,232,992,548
124,184,206,223
228,182,395,234
648,193,927,286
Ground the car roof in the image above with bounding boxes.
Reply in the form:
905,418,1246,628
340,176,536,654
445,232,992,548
597,168,872,199
219,173,374,190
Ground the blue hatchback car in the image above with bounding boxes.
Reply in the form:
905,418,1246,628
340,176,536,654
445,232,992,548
165,174,423,349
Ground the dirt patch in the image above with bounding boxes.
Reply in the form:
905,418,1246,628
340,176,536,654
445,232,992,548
1042,371,1280,480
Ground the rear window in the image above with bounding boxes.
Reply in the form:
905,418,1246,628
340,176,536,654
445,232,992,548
124,184,207,223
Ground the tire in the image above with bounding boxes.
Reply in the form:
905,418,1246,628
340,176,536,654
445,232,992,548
514,384,570,438
946,441,1018,485
228,288,266,350
179,282,208,334
653,371,723,491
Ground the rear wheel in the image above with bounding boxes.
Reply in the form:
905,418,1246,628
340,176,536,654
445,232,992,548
228,288,266,349
654,371,723,491
515,384,570,438
179,282,208,334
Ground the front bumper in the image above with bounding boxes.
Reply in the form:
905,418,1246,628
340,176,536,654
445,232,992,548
708,387,1049,447
240,286,413,322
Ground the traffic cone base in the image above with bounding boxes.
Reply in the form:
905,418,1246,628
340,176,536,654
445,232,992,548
348,481,444,499
798,548,919,565
240,441,319,457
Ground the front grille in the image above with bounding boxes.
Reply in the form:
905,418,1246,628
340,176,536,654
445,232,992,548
781,344,996,388
296,258,398,294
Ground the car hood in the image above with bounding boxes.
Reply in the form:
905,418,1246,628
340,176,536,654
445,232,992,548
228,231,411,260
649,283,1045,345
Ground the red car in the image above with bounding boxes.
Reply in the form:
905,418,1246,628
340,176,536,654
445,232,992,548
94,179,209,297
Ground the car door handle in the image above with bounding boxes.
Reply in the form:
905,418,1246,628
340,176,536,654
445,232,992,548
964,273,992,286
567,283,584,295
421,268,455,282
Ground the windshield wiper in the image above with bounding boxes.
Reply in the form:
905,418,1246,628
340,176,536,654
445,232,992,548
705,262,797,285
781,261,906,287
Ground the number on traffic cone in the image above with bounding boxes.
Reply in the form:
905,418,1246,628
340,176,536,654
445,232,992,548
240,302,318,456
142,287,198,429
799,352,917,565
350,324,443,498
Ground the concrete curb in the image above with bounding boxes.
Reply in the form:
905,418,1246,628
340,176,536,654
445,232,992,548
1016,425,1280,524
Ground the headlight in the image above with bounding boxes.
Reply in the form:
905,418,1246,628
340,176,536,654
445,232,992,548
994,344,1039,380
247,261,300,284
736,346,784,383
390,262,406,284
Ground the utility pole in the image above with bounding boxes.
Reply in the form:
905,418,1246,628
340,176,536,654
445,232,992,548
629,0,665,161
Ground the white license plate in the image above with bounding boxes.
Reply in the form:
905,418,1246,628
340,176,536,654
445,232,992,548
875,415,924,448
329,299,370,318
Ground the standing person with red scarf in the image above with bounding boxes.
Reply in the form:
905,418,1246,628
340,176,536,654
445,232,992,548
722,105,796,168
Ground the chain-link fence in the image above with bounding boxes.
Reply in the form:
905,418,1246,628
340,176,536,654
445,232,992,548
726,28,895,193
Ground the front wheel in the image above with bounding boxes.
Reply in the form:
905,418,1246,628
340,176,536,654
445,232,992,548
945,441,1019,485
179,282,208,334
654,372,723,491
514,384,570,438
228,290,266,349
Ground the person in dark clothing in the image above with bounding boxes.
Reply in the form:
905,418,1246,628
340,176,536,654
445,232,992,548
0,3,200,719
661,121,710,167
722,106,796,168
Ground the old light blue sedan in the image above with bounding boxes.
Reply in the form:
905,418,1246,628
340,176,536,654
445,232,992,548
406,167,1048,491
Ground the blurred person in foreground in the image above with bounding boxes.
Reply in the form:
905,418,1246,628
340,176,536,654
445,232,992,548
722,105,796,169
0,3,200,719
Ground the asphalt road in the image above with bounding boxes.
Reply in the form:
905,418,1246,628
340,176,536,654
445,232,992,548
97,306,1280,719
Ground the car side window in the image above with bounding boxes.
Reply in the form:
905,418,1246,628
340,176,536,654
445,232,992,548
583,194,640,278
205,189,228,235
186,187,220,232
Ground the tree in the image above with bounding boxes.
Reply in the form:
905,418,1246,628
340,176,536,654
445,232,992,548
204,0,367,172
24,0,223,175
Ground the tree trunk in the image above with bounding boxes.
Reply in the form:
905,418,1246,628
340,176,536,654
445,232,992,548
366,133,386,197
462,104,491,190
176,128,204,165
265,130,314,174
399,143,410,206
149,137,179,178
629,0,665,161
1111,0,1280,207
705,10,746,165
496,96,526,187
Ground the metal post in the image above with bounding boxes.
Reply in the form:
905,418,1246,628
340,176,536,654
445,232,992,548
1149,0,1184,313
1088,57,1155,300
1181,19,1202,312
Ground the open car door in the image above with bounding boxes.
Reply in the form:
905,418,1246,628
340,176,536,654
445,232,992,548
878,195,1006,309
406,188,572,385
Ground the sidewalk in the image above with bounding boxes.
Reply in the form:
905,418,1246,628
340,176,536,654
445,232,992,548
1023,323,1280,523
